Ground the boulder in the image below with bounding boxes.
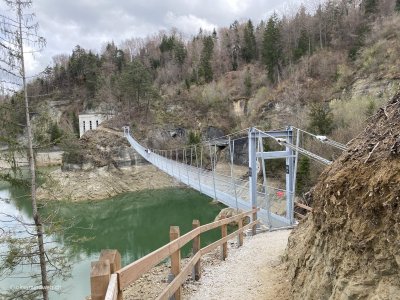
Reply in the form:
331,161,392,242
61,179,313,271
214,207,250,226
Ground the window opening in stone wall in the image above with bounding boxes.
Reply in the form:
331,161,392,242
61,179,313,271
96,120,99,127
83,121,86,132
89,121,92,130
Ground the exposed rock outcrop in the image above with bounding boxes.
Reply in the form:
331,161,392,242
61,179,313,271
37,165,179,201
37,127,179,201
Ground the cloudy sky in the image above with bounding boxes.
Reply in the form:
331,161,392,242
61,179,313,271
13,0,304,75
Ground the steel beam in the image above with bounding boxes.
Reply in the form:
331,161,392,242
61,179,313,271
256,151,294,159
248,128,258,217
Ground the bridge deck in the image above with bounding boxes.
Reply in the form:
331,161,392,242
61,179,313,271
125,133,291,228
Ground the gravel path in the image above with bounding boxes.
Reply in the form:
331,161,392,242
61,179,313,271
185,229,291,300
123,229,291,300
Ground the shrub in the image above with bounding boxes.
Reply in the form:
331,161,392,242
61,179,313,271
188,131,201,145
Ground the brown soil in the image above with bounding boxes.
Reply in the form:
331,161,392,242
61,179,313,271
285,92,400,299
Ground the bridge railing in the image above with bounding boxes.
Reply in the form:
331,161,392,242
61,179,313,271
91,208,260,300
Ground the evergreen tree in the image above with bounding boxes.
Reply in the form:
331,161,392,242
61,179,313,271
173,40,187,67
212,28,217,39
244,68,252,97
199,36,214,83
395,0,400,12
159,35,175,52
296,156,311,196
242,20,257,63
293,29,309,61
262,13,282,83
68,46,101,99
119,59,154,112
72,112,80,137
363,0,377,15
230,20,240,71
308,104,334,135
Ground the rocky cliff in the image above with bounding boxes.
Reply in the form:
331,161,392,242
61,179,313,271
37,127,180,201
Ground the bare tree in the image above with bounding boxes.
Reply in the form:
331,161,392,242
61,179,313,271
0,1,49,299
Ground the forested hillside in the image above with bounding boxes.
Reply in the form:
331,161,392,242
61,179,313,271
1,0,400,192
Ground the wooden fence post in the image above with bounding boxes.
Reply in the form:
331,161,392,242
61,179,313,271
90,260,110,300
192,220,201,280
100,249,122,300
252,206,257,236
238,217,243,247
221,216,227,260
170,226,181,300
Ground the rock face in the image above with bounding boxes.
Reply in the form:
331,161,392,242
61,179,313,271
62,127,148,171
37,165,179,201
285,93,400,299
37,126,180,201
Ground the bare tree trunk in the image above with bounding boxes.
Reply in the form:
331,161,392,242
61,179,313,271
17,2,49,299
319,21,323,49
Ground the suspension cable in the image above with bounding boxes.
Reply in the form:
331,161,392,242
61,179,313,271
258,131,272,229
292,126,347,151
228,137,239,213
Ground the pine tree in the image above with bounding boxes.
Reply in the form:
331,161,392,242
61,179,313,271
242,20,257,63
363,0,377,15
293,29,309,61
119,59,153,110
173,40,187,67
308,104,334,135
395,0,400,12
199,36,214,83
230,20,240,71
262,13,282,83
244,68,252,97
296,156,311,196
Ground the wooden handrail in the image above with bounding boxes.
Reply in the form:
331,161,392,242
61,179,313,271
294,201,312,212
117,208,259,290
105,274,118,300
91,250,121,300
201,219,259,255
156,219,260,300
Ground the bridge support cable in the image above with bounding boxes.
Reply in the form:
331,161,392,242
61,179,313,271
292,128,300,199
190,147,193,167
184,148,189,185
258,132,272,229
283,142,332,166
248,128,258,225
285,127,295,224
170,150,173,177
228,137,239,214
292,126,347,151
200,146,204,192
195,145,202,192
208,144,217,201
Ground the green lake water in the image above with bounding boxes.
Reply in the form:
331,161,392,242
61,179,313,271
0,184,225,299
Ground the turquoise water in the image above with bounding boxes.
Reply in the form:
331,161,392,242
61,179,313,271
0,185,225,299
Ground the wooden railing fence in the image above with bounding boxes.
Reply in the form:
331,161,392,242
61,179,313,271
90,208,260,300
294,201,312,219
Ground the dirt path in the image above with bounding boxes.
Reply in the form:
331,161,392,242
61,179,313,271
185,229,291,300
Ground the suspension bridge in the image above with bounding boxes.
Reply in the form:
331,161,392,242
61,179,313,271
123,126,346,228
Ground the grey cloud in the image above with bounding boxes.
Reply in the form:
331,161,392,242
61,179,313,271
28,0,302,74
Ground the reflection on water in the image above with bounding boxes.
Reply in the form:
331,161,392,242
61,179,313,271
0,186,225,299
